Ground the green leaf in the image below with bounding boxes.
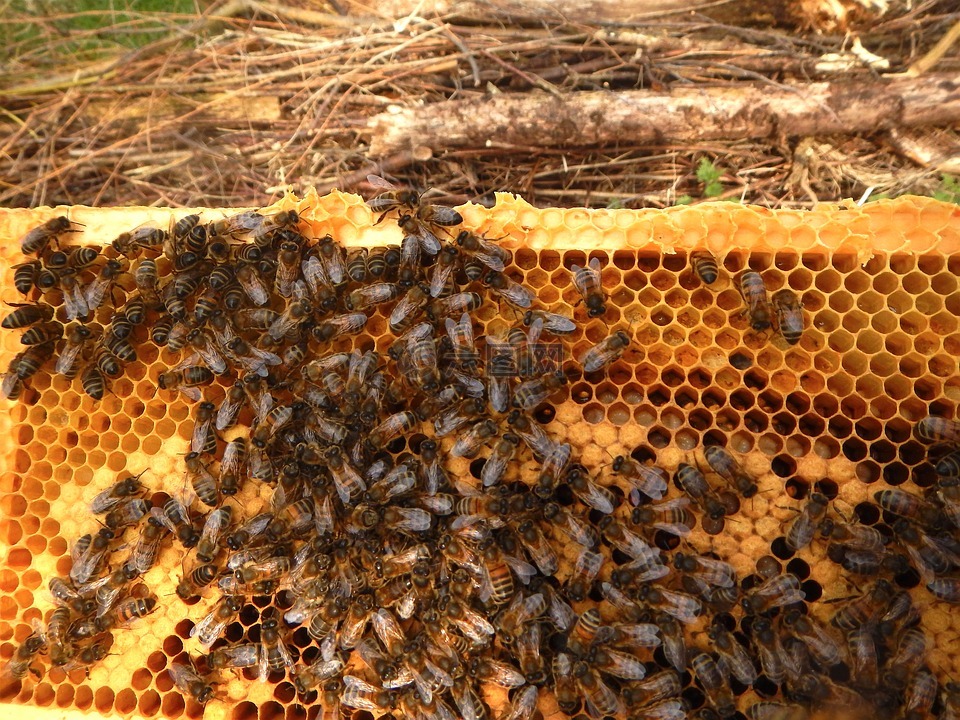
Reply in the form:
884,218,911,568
696,157,722,184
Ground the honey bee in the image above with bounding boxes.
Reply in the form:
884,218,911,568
874,489,943,528
207,643,260,671
185,451,219,507
673,553,736,591
21,216,75,255
513,519,557,576
425,244,459,298
845,623,878,690
746,702,808,720
133,258,162,310
631,496,695,537
90,473,145,514
12,261,42,295
571,660,621,717
258,616,294,681
84,259,124,312
739,271,771,331
916,415,960,444
484,270,534,309
19,320,63,346
749,617,787,684
324,446,366,505
2,303,55,330
785,491,830,551
341,675,398,712
224,512,271,552
703,445,758,498
104,498,149,532
80,364,107,400
2,624,46,680
70,529,112,585
105,596,157,628
427,290,482,321
158,499,200,547
612,455,668,501
707,623,757,685
219,437,246,496
451,677,488,720
522,308,575,335
292,656,344,696
455,230,511,272
111,223,166,256
168,660,216,705
512,370,567,411
571,257,606,317
579,330,630,373
741,573,805,615
157,366,214,402
691,250,719,284
367,175,421,221
771,288,803,345
196,505,232,563
128,521,166,575
268,240,300,298
313,311,368,342
191,594,243,649
12,341,56,381
448,418,496,459
883,626,927,689
927,576,960,603
691,652,735,718
346,282,401,312
567,465,617,514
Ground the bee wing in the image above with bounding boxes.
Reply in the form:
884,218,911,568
168,662,201,693
55,340,85,376
393,507,432,532
415,226,441,256
577,479,615,514
501,685,538,720
658,589,702,624
574,550,604,582
480,451,510,488
328,312,368,334
372,609,406,656
571,263,597,298
366,174,398,190
653,520,693,537
90,488,122,514
543,312,577,334
499,282,534,309
428,260,455,298
639,699,686,720
452,606,495,643
84,276,111,311
63,282,90,321
695,556,737,588
603,648,648,680
614,623,661,647
503,555,537,585
484,659,526,687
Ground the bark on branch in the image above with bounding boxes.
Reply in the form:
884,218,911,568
368,73,960,157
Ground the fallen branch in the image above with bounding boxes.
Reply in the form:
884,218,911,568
368,72,960,157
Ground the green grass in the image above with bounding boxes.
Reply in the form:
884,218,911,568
1,0,200,66
933,174,960,204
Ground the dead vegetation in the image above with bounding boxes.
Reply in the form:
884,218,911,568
0,0,958,209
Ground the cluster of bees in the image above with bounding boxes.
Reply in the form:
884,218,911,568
689,251,803,345
1,182,959,720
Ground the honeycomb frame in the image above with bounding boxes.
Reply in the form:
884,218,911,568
0,192,958,720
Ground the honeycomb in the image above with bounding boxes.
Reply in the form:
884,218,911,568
0,192,958,720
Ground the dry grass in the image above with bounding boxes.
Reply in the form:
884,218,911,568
0,0,958,209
